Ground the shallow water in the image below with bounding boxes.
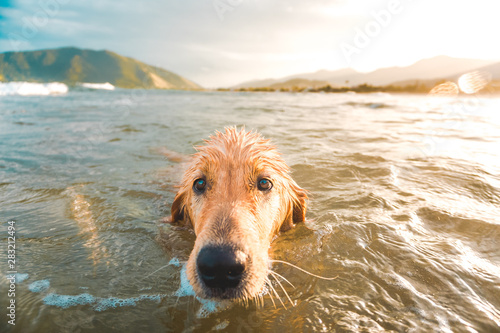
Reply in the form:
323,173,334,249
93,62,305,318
1,89,499,332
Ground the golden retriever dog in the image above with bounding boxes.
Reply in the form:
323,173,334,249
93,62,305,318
168,127,307,302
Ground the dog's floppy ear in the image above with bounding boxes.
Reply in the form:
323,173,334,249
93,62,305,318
292,185,307,224
170,190,192,227
280,184,308,232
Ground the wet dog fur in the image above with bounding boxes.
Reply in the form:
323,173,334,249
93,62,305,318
168,128,307,301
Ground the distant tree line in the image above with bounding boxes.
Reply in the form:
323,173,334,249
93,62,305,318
217,80,500,94
218,82,433,94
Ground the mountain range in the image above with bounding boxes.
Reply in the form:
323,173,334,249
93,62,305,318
0,47,201,90
232,56,499,89
2,47,498,92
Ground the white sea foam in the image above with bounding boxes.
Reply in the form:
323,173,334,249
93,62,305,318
0,82,68,96
43,293,164,311
29,259,228,316
43,293,95,309
168,257,181,267
29,279,50,293
174,265,196,298
5,272,29,283
79,82,115,90
15,273,29,283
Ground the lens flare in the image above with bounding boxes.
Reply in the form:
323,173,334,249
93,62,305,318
428,81,459,97
458,71,491,94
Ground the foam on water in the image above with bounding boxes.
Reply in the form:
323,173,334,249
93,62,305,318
168,257,181,267
26,259,225,316
93,294,163,312
0,82,68,96
174,265,196,298
29,279,50,293
43,293,164,311
15,273,29,283
44,293,95,309
79,82,115,90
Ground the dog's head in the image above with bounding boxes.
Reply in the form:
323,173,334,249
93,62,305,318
170,128,307,300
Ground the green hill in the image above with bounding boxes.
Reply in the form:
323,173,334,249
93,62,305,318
0,47,202,90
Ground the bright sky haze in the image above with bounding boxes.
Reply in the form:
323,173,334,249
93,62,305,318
0,0,499,87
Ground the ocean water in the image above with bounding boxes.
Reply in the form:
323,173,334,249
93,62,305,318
1,87,499,332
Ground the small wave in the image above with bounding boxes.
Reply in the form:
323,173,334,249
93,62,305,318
0,82,68,96
344,101,392,109
78,82,115,90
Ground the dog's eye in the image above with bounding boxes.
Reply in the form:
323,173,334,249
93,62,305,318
193,178,207,193
257,178,273,191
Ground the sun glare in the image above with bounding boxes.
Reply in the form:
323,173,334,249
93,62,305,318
458,71,492,94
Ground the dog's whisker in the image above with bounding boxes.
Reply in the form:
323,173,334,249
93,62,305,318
144,260,188,280
264,277,279,309
271,271,294,306
268,275,287,310
270,259,338,280
269,274,286,309
255,295,261,309
254,295,260,309
144,264,171,279
241,295,248,308
269,269,295,289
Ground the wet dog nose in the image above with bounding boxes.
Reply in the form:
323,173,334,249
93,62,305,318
196,246,246,290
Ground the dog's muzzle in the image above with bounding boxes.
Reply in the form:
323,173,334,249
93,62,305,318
196,245,247,294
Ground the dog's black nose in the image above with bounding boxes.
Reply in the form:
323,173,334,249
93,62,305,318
196,246,246,290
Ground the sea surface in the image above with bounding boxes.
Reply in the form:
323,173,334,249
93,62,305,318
1,86,500,332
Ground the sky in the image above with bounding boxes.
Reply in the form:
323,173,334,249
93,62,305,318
0,0,499,88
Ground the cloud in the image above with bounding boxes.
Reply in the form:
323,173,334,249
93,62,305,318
0,0,349,86
0,0,499,87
